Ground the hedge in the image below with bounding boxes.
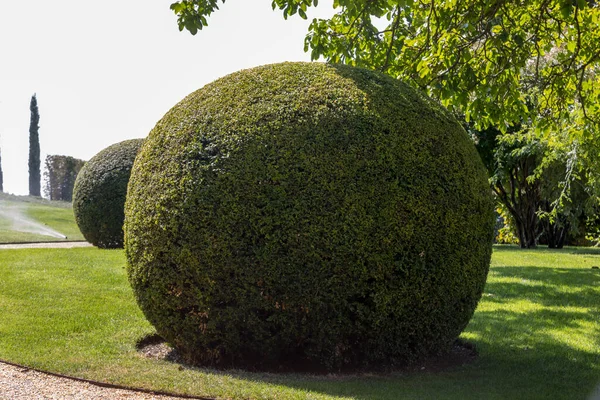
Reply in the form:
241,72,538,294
124,62,495,370
73,139,143,248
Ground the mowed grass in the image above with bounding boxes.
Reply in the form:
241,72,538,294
0,193,84,242
0,246,598,399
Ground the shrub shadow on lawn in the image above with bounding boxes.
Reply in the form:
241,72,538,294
491,245,600,256
460,308,600,400
134,266,599,400
485,266,600,306
256,265,598,399
464,265,600,400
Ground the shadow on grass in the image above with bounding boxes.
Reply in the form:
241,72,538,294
492,245,600,256
485,266,600,307
146,266,600,400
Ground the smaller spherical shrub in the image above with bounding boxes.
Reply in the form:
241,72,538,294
73,139,143,248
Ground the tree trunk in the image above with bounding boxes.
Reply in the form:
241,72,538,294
544,220,569,249
492,156,541,249
540,200,570,249
515,215,538,248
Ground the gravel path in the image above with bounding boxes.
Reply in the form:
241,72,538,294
0,242,92,249
0,241,198,399
0,362,189,400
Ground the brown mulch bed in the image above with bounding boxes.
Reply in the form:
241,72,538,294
137,334,478,376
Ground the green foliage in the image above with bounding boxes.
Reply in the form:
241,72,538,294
487,129,544,248
472,124,597,249
73,139,143,249
169,1,600,215
495,206,520,245
537,148,592,248
170,0,318,33
169,1,600,141
29,94,41,197
125,62,495,370
44,155,86,201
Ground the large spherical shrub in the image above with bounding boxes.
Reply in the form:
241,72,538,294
125,62,495,370
73,139,143,248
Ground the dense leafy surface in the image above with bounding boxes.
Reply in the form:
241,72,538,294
125,62,494,370
171,1,600,139
73,139,143,249
0,247,598,399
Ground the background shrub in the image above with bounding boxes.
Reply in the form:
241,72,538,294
73,139,143,248
44,154,86,201
125,62,495,370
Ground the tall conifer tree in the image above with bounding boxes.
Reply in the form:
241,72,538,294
29,94,41,196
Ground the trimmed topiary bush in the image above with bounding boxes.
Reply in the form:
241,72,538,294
125,62,495,370
73,139,143,249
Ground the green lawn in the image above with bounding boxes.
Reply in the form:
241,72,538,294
0,246,598,399
0,193,84,242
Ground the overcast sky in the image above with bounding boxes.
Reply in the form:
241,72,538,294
0,0,333,195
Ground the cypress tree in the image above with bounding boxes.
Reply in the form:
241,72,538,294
29,94,41,196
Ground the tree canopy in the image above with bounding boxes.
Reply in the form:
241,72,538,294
170,0,600,247
170,0,600,140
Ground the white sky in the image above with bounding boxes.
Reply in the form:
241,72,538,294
0,0,334,195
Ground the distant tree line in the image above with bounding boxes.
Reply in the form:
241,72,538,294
44,155,85,201
471,125,596,249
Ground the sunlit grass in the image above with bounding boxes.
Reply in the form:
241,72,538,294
0,194,83,242
0,246,598,399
